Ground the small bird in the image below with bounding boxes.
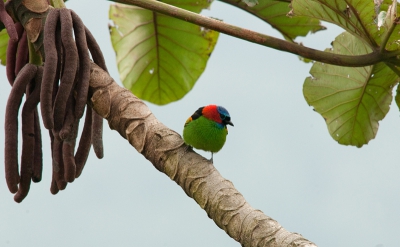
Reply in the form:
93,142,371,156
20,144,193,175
183,105,234,162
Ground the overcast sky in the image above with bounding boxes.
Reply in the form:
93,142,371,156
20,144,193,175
0,1,399,247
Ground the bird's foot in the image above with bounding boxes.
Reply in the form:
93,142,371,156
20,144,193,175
209,153,214,163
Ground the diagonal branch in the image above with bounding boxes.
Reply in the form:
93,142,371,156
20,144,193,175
88,62,317,247
109,0,396,67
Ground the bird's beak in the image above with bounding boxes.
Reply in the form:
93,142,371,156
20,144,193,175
226,120,234,126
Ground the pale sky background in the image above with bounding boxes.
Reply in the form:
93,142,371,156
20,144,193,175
0,1,399,247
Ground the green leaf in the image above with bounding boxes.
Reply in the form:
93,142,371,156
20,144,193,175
303,32,399,147
0,28,9,65
291,0,384,47
109,2,219,105
222,0,325,42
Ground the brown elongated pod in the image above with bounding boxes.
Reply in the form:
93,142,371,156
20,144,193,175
85,26,108,72
15,108,34,202
52,23,62,102
49,49,61,193
92,111,103,159
60,92,77,182
59,92,76,140
62,140,77,182
70,10,90,119
41,8,60,129
6,37,18,85
5,64,37,194
53,8,78,131
85,26,105,158
32,67,44,183
6,23,24,85
52,133,67,190
14,31,29,76
48,130,59,195
14,71,42,203
50,176,59,194
32,109,43,182
62,118,79,182
75,105,92,178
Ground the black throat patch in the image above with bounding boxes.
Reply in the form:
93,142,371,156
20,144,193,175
191,106,204,120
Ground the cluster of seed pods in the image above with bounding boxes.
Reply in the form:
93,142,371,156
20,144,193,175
3,4,107,202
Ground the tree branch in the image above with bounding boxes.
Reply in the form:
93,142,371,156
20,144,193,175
109,0,396,67
88,62,317,247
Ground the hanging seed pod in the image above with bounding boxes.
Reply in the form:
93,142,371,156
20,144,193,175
14,67,43,203
41,8,60,129
14,31,29,76
70,10,90,119
75,106,92,178
5,64,38,194
53,8,78,131
32,109,43,182
32,67,44,183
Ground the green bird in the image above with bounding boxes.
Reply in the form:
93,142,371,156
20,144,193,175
183,104,234,162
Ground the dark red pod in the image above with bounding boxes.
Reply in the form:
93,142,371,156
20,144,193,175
75,106,92,178
5,64,37,194
41,8,60,129
32,67,44,183
62,118,79,183
85,26,108,72
14,32,29,76
60,93,78,182
32,109,43,183
14,70,42,203
70,10,90,119
53,8,78,131
92,111,104,159
51,133,67,190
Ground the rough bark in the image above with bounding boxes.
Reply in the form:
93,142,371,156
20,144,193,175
88,62,317,247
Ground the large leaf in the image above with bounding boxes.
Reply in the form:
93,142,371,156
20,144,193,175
303,32,399,147
109,2,219,105
290,0,399,47
0,28,9,65
221,0,325,42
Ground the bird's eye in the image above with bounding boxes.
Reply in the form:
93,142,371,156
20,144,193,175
220,114,226,120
